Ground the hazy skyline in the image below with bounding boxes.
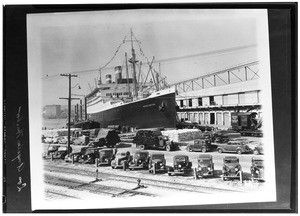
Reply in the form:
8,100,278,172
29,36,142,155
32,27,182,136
27,9,260,106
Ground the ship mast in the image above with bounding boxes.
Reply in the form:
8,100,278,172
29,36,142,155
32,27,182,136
125,52,131,97
129,28,138,98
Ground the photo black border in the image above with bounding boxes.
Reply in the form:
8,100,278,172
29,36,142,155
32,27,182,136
3,3,297,213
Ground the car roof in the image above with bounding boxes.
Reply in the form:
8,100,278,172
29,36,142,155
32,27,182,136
197,154,212,159
224,156,239,160
252,156,264,161
174,155,188,158
100,148,113,151
150,153,164,157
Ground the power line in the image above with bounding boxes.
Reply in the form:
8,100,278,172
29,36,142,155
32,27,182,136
42,44,257,80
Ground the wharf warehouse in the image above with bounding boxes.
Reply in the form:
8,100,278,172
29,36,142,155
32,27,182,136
172,61,262,129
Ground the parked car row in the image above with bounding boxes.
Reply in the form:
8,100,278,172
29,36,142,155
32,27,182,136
43,146,264,182
186,138,263,155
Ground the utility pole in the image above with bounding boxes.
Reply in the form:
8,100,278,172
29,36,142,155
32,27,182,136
60,73,78,156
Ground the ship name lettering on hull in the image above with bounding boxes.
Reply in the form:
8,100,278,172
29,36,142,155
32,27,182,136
143,103,156,108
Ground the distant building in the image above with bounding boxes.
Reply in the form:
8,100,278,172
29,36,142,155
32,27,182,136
44,105,61,119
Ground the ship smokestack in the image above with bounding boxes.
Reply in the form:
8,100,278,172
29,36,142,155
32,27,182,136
115,66,122,83
106,74,112,84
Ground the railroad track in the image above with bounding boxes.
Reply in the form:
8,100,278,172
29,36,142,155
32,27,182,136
44,161,244,196
44,173,155,198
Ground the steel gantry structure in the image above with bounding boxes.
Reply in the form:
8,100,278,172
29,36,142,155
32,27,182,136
170,61,260,94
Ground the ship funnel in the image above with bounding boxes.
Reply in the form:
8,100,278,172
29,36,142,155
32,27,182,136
115,66,122,83
106,74,112,84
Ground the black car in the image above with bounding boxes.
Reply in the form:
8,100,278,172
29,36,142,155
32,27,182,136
167,155,192,176
80,148,100,164
186,138,211,153
128,150,149,170
217,140,252,154
65,146,88,162
148,153,166,174
98,148,115,166
250,156,264,181
222,156,243,182
195,154,214,178
52,146,72,159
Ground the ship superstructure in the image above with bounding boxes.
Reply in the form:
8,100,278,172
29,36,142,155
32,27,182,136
85,29,177,130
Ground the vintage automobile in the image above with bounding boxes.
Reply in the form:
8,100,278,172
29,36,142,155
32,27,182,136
222,156,243,182
195,154,214,178
98,148,115,166
111,150,131,169
64,146,88,163
253,143,264,155
250,156,264,181
217,140,252,154
42,145,60,158
52,146,72,159
133,129,175,151
128,150,149,170
148,153,166,174
186,138,211,153
80,147,100,164
167,155,193,176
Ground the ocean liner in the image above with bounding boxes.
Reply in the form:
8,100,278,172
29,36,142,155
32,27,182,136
85,30,177,129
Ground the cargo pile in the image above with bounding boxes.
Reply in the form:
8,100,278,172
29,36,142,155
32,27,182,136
162,129,202,142
133,130,160,146
42,129,79,138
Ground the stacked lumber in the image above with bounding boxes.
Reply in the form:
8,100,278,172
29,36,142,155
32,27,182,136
162,129,202,142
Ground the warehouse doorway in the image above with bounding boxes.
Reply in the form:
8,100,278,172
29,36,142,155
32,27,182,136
210,113,215,124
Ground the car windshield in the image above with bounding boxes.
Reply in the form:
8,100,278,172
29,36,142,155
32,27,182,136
135,153,148,158
58,147,67,151
100,150,112,156
152,155,164,160
175,156,187,162
224,159,238,163
198,158,211,164
117,152,127,157
253,160,264,166
85,149,96,154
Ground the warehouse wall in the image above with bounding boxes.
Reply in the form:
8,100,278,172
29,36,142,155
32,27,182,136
176,79,261,128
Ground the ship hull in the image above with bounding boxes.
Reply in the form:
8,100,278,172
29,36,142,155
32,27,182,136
88,92,177,129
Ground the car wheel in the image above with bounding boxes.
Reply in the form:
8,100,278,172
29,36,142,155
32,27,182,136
139,145,145,150
165,145,171,152
218,148,223,153
201,147,207,153
168,173,171,176
237,149,242,155
253,149,259,155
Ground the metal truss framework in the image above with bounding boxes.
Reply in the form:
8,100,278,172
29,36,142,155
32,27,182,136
171,61,260,94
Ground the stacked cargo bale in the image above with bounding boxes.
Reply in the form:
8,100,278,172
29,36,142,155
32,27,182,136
96,128,120,147
133,130,161,147
162,129,202,142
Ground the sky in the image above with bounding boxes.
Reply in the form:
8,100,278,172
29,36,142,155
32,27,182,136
27,9,264,106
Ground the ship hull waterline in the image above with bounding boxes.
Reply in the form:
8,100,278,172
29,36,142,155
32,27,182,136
87,92,177,129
